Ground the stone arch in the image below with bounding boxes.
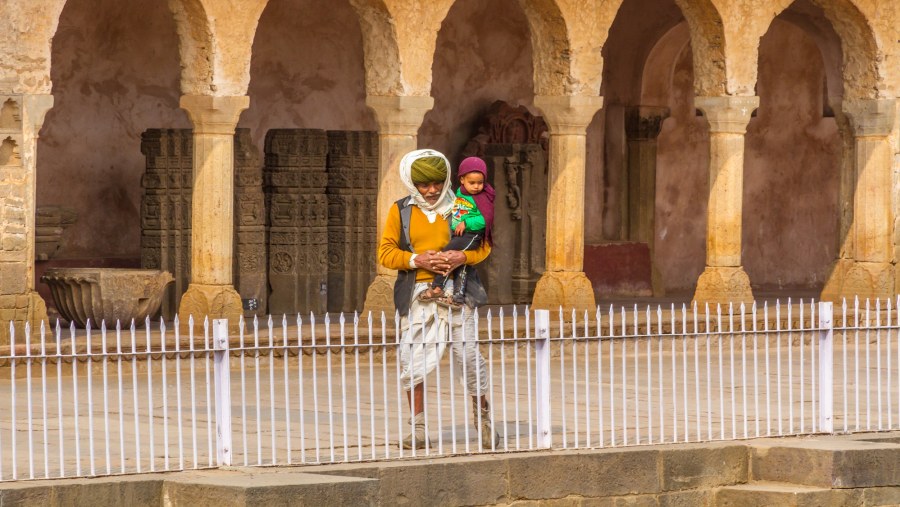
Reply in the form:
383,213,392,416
167,0,215,95
640,21,691,107
671,0,727,96
769,0,880,100
516,0,570,96
739,17,842,294
347,0,404,96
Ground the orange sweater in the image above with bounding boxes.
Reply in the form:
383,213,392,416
378,202,491,283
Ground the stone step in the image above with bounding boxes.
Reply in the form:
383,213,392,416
715,481,861,507
162,469,379,506
750,438,900,489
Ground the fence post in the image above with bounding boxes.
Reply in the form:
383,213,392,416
213,319,233,466
818,302,834,433
534,309,551,448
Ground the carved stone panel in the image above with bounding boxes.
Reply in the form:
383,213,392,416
140,128,266,319
326,131,378,313
462,102,549,304
140,129,192,319
264,129,329,315
233,129,267,315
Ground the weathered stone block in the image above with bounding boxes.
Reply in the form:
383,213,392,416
0,485,57,506
54,482,129,506
163,471,377,507
370,458,509,506
659,444,747,491
715,483,863,507
582,495,660,506
751,439,900,488
0,262,26,293
862,486,900,506
507,450,661,500
1,232,25,251
657,489,713,507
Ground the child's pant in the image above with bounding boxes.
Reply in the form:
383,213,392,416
432,231,482,301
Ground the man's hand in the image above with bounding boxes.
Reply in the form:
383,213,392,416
454,222,467,236
413,250,466,275
413,250,448,274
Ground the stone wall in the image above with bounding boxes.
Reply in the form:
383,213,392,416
37,0,188,263
0,98,34,326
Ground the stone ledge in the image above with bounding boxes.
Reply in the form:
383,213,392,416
4,434,900,506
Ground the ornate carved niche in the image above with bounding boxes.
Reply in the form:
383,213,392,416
0,98,22,131
462,101,549,304
140,128,266,319
0,137,20,166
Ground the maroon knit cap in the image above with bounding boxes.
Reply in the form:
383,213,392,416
458,157,487,178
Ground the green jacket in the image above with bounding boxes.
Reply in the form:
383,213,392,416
450,189,486,232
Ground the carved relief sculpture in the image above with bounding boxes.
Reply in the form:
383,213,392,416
462,101,549,304
325,131,378,313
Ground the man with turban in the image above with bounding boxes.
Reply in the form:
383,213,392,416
377,148,499,451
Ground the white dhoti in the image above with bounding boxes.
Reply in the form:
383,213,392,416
398,282,490,395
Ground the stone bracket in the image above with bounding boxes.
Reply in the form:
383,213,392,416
366,95,434,136
842,99,897,138
534,95,604,135
180,95,250,135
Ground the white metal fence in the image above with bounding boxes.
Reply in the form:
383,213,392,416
1,297,898,481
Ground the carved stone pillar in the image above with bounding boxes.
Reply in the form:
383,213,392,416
362,95,434,316
177,95,249,321
0,94,53,342
531,95,603,311
821,99,897,301
692,96,758,305
625,106,669,295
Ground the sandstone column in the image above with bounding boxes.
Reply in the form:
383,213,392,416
0,94,53,343
821,99,897,301
625,106,669,295
177,95,249,321
692,96,759,305
531,95,603,311
362,95,434,316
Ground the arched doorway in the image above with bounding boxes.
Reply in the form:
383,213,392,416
743,0,843,296
38,0,186,318
424,0,537,304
